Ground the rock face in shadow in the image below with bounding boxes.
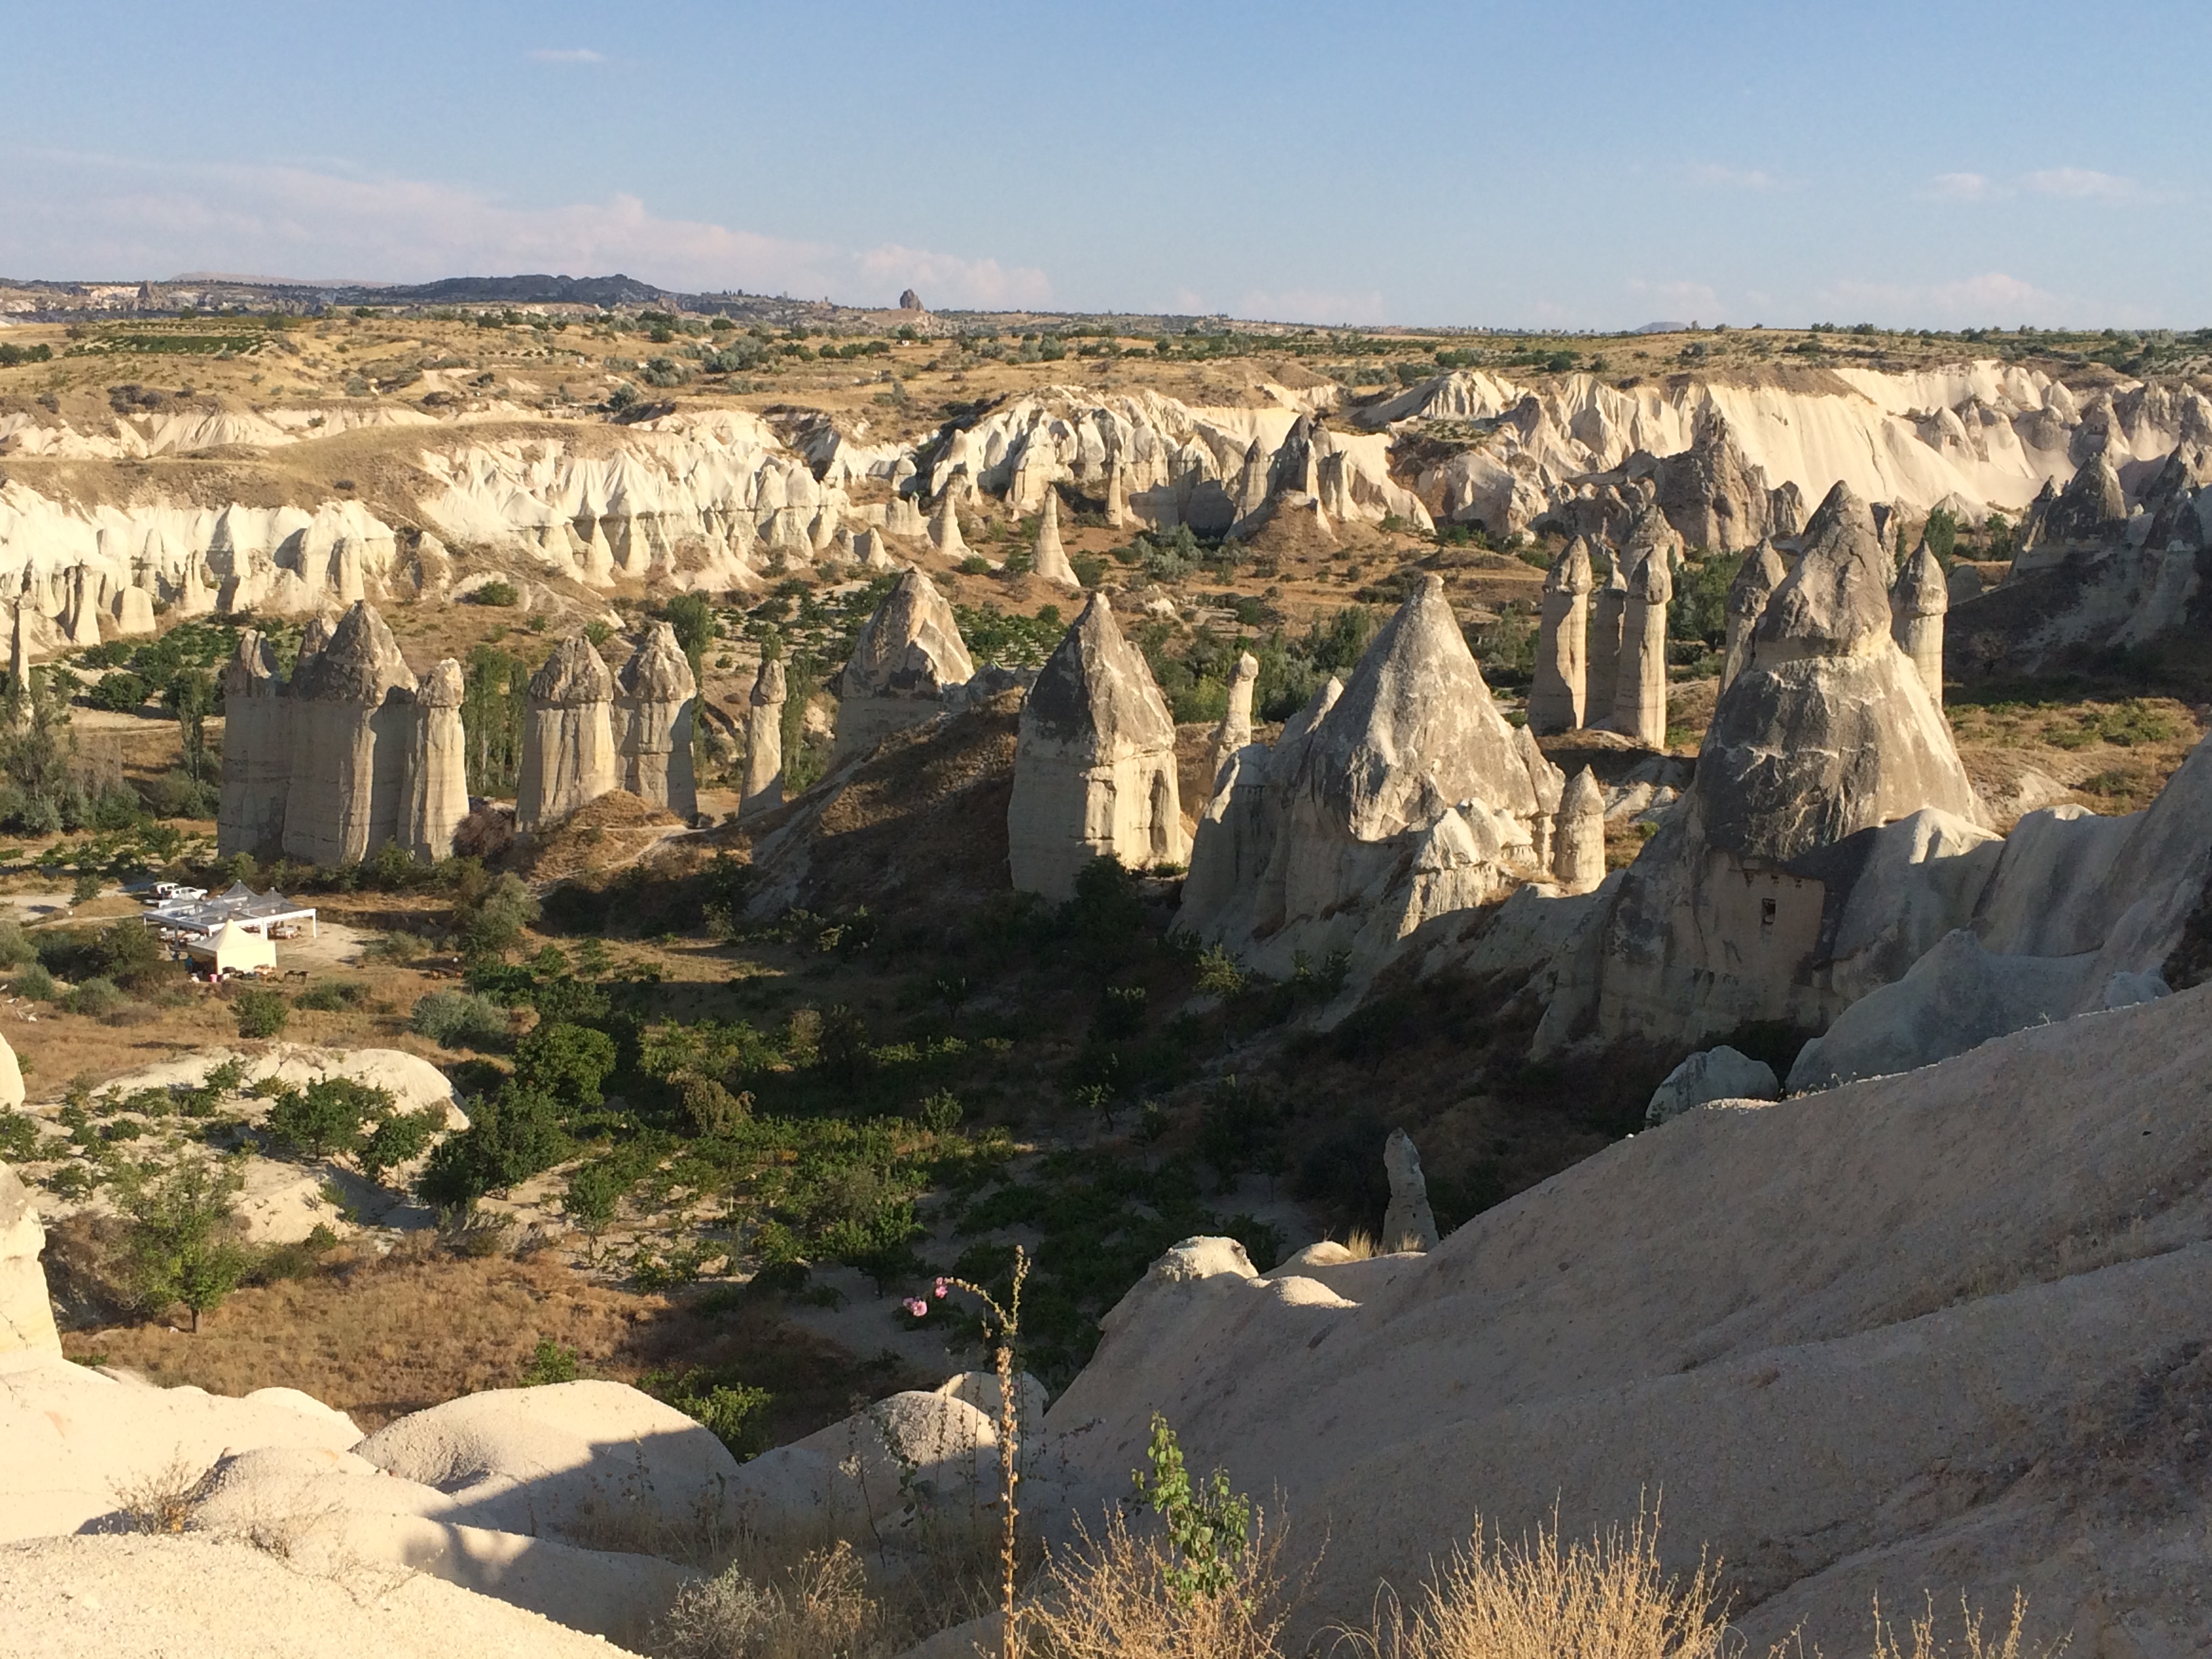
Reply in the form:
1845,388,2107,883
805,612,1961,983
218,628,292,858
1586,550,1628,720
1527,536,1592,735
834,568,975,760
282,601,419,865
516,634,617,832
400,658,470,863
1586,483,1986,1047
1008,594,1186,899
1611,546,1673,749
741,657,786,820
615,622,697,819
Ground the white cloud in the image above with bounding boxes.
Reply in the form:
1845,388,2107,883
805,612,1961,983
2022,166,2139,201
1685,163,1781,191
1231,287,1389,326
1927,171,1993,201
0,151,1050,309
527,48,605,64
1814,270,2078,326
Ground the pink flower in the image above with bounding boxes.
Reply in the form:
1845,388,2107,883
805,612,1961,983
904,1298,928,1318
933,1278,949,1299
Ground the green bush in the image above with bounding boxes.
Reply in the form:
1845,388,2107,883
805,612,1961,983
292,980,363,1013
512,1021,616,1114
62,977,126,1018
264,1076,395,1160
114,1157,249,1332
98,920,168,991
358,1108,440,1185
14,962,56,1001
233,988,290,1039
468,580,518,607
0,918,37,969
417,1083,567,1206
454,872,539,959
520,1336,579,1385
87,672,152,713
409,990,509,1049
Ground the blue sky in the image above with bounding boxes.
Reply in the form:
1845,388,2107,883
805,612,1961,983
2,1,2204,327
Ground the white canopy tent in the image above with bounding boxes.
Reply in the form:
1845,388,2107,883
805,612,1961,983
144,886,317,941
182,920,276,975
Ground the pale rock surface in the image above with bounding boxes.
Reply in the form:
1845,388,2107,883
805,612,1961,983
0,1535,642,1659
1889,537,1948,705
740,656,786,819
834,568,975,760
1045,984,2212,1656
399,658,469,862
1381,1128,1439,1251
615,623,697,819
1720,541,1786,691
108,583,155,637
1,1160,58,1360
517,635,618,831
1644,1046,1778,1126
1527,536,1592,734
217,628,291,857
1007,595,1186,899
282,601,418,865
1032,489,1078,587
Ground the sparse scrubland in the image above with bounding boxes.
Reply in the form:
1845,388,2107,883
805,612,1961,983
0,293,2206,1656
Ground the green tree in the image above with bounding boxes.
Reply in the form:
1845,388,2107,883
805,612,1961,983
417,1082,567,1207
116,1158,250,1332
454,872,539,959
357,1107,439,1186
462,646,529,794
512,1021,617,1115
264,1076,394,1159
1132,1413,1254,1605
0,675,78,832
163,669,219,784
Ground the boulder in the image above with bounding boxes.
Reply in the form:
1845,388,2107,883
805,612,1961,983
615,623,698,819
1008,595,1186,899
833,568,975,761
282,601,418,866
740,656,786,819
516,635,617,832
1645,1046,1779,1126
1527,537,1592,734
1381,1128,1439,1252
398,657,468,863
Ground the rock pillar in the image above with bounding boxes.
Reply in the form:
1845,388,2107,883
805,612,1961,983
741,657,787,821
1,1155,60,1361
1554,766,1607,894
617,622,699,819
516,634,618,832
1891,539,1948,707
1586,550,1628,720
1613,550,1673,750
929,495,968,560
1528,537,1593,733
218,628,293,858
400,658,470,863
1211,651,1259,783
1033,491,1078,588
1382,1128,1439,1252
1722,541,1787,691
282,601,418,865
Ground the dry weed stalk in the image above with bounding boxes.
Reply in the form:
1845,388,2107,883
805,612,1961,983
655,1538,893,1659
109,1452,219,1535
1867,1591,2038,1659
933,1244,1030,1659
1350,1507,1729,1659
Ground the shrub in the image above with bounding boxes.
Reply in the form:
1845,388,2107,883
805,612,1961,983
264,1076,394,1160
87,672,152,713
62,977,125,1018
232,988,290,1039
14,962,56,1001
0,918,36,969
520,1336,580,1385
655,1543,888,1659
640,1366,773,1460
513,1021,617,1115
468,580,519,607
409,990,509,1049
417,1082,567,1206
455,872,539,959
98,920,168,991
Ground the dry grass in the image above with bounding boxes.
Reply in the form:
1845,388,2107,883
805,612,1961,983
656,1540,900,1659
1351,1509,1727,1659
1866,1594,2036,1659
60,1244,925,1437
108,1452,220,1534
1023,1507,1297,1659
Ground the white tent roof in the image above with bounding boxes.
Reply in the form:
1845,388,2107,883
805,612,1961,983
184,920,276,973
